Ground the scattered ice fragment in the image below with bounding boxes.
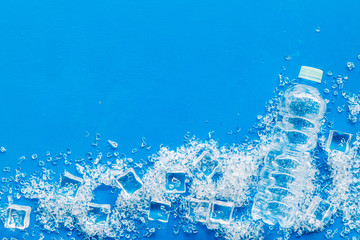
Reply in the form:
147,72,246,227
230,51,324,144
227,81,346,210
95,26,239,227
108,140,118,149
324,88,330,94
3,167,10,172
327,71,332,76
346,61,355,70
194,151,219,178
165,172,186,193
45,151,50,156
173,225,180,235
210,200,235,224
298,66,323,83
31,154,37,160
141,137,147,148
116,168,143,195
358,54,360,60
59,171,83,198
148,200,171,223
17,156,25,164
284,55,292,61
66,148,72,155
131,148,138,154
305,196,334,229
4,204,31,230
188,199,211,223
84,131,90,137
86,203,111,226
315,26,320,33
96,133,101,141
0,146,6,153
325,130,353,153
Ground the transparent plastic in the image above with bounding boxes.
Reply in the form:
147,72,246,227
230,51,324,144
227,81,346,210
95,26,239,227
252,84,326,228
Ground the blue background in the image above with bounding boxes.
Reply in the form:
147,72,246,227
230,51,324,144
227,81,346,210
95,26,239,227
0,0,359,239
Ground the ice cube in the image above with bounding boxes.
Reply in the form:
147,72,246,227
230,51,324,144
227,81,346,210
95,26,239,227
305,196,334,228
86,203,111,226
326,130,353,153
116,168,143,195
209,200,234,224
59,171,83,198
165,172,186,193
194,151,219,178
188,198,211,223
148,200,171,223
5,204,31,230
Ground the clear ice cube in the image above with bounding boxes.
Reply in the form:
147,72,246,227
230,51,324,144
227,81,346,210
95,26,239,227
326,130,353,153
86,203,111,226
5,204,31,230
188,198,210,223
305,196,334,228
148,200,171,223
194,151,219,178
116,168,143,195
59,171,83,198
209,200,234,224
165,172,186,193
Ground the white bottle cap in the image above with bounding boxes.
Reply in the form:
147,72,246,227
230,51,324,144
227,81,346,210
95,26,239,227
298,66,323,83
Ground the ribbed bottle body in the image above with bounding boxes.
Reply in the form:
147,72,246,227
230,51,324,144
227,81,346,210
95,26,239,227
252,84,326,228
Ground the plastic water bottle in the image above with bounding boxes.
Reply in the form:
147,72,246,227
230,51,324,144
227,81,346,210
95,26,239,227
252,84,326,228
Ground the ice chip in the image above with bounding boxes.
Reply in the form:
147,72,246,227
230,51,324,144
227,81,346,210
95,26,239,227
326,130,353,153
59,171,83,198
194,151,219,178
86,203,111,226
347,61,355,70
116,168,143,195
166,172,186,193
188,199,210,223
298,66,323,83
210,200,235,224
305,196,334,228
148,200,171,223
5,204,31,230
108,140,118,149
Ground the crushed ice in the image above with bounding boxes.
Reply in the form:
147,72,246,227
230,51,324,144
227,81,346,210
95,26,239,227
1,66,360,240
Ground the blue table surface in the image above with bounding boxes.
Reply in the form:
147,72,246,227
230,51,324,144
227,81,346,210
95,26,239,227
0,0,360,239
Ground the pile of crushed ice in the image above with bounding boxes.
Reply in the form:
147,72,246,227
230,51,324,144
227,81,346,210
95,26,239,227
1,65,360,240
